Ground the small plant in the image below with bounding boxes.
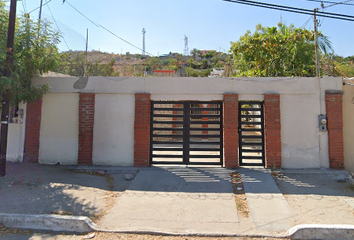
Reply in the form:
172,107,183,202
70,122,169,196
345,183,354,192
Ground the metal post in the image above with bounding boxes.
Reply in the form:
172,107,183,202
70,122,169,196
38,0,43,20
314,8,321,78
0,0,17,177
84,28,88,77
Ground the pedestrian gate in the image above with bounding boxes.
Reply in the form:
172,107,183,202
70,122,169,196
238,101,265,166
150,101,223,165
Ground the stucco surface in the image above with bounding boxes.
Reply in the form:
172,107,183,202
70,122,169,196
281,94,322,168
39,93,79,165
92,94,135,166
343,85,354,173
30,76,343,168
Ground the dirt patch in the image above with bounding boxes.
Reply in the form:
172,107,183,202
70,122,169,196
0,228,289,240
230,172,250,218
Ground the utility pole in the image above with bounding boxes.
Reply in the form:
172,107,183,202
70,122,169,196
142,28,146,56
38,0,43,20
84,28,88,77
0,0,17,177
184,35,189,56
314,8,320,78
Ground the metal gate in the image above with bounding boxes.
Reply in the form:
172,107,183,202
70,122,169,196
238,101,265,166
150,101,223,165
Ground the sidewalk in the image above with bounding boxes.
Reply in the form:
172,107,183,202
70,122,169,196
1,162,354,239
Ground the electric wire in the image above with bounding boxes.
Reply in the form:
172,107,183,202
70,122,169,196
28,0,54,14
301,0,354,7
45,0,71,50
22,0,27,13
65,0,154,56
222,0,354,22
302,16,313,28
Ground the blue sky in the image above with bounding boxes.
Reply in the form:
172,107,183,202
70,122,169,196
13,0,354,57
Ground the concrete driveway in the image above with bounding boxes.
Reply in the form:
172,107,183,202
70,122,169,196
98,167,242,234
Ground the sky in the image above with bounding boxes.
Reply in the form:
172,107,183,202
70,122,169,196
10,0,354,57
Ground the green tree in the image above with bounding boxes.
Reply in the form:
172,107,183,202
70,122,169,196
0,2,60,104
231,22,332,77
190,48,200,61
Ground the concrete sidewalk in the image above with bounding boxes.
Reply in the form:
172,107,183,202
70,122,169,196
239,168,292,232
1,163,354,239
96,167,295,236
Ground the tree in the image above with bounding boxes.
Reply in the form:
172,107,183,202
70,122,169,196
230,22,332,77
190,48,200,61
0,1,60,104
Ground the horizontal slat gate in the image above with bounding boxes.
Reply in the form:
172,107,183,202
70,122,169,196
238,101,265,166
150,101,223,165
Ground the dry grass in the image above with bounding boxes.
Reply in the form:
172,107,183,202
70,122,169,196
230,172,250,218
0,228,290,240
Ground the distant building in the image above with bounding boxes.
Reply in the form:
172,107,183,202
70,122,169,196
159,52,179,60
199,50,215,55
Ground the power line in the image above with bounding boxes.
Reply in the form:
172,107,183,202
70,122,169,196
302,16,313,28
45,0,71,50
21,0,27,13
28,0,54,14
64,0,154,56
323,0,354,9
222,0,354,22
301,0,354,7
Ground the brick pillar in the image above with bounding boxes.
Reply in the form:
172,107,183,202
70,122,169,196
223,94,239,168
326,90,344,169
264,94,282,168
24,99,42,162
78,93,95,165
134,93,151,167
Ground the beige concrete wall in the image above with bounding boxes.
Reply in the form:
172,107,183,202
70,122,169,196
39,93,79,164
32,76,343,168
92,94,135,166
343,85,354,173
281,94,322,168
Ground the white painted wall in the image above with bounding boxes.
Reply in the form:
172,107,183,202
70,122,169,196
39,93,79,165
280,94,322,168
92,94,135,166
31,76,343,168
7,102,26,162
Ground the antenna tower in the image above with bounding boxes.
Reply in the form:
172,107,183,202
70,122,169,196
184,35,189,56
142,28,146,56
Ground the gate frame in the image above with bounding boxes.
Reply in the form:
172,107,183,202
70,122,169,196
149,100,223,166
238,101,265,167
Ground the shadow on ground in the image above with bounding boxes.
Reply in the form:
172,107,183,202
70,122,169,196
274,172,354,197
0,162,133,218
127,166,233,193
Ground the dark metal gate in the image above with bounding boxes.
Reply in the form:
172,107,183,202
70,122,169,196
238,101,265,166
150,101,223,165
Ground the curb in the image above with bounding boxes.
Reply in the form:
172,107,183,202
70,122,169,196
0,213,97,233
288,224,354,240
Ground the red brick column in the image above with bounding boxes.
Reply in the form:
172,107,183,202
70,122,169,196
223,94,239,168
24,99,43,162
78,93,95,165
326,90,344,169
264,94,282,168
134,93,151,167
